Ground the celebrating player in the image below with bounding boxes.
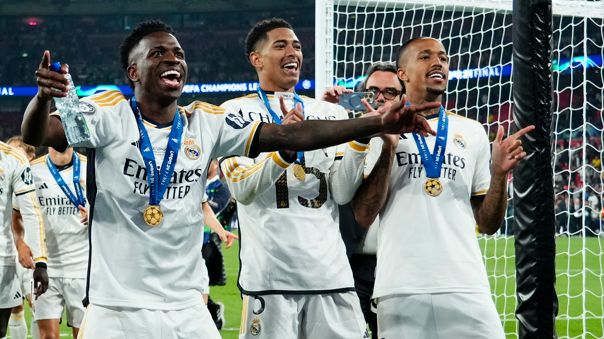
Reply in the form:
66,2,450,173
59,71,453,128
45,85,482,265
29,146,88,339
355,37,534,339
0,141,48,339
21,19,437,338
219,18,375,338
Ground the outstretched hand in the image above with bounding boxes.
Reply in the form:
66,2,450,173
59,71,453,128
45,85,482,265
35,50,69,101
380,95,440,136
491,125,535,176
360,100,399,147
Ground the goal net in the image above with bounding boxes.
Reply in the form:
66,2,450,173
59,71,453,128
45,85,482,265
315,0,604,337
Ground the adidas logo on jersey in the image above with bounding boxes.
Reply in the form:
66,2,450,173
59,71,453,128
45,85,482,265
14,291,22,300
38,183,49,190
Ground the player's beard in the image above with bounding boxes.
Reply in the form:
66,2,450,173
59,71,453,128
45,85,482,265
426,86,445,101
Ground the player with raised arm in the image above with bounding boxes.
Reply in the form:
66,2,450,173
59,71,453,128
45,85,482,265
29,146,88,339
0,141,48,339
218,19,437,339
354,37,534,339
20,20,436,338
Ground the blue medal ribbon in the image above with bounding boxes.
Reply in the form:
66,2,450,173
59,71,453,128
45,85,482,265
412,106,448,178
46,153,86,208
131,98,184,206
257,88,306,164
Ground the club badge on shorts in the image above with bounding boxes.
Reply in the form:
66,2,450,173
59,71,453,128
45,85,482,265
250,317,262,336
424,178,443,197
293,163,306,181
143,205,163,227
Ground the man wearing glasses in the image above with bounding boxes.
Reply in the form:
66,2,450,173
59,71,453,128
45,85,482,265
324,61,402,338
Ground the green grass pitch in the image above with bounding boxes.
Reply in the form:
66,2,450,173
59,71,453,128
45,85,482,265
11,234,603,339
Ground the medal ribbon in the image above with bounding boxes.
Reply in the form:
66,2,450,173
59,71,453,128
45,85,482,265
46,153,86,208
257,88,306,164
131,98,184,206
412,106,448,178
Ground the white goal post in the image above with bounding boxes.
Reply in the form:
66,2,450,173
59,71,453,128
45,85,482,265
315,1,604,338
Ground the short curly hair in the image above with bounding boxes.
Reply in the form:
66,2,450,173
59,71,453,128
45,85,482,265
119,20,175,87
245,18,293,57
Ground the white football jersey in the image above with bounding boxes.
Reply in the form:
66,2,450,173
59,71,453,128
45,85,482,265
0,142,47,266
65,90,261,310
220,92,368,293
30,154,88,278
370,113,492,299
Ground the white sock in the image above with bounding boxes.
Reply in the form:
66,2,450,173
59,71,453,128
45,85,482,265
8,310,28,339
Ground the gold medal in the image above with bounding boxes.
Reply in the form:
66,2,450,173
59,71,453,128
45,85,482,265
423,178,443,197
293,164,306,181
143,205,163,227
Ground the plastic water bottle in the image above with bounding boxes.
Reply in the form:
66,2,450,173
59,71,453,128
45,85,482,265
49,62,91,146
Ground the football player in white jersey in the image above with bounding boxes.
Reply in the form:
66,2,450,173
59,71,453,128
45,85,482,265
21,19,435,338
355,37,534,339
0,141,48,339
6,136,36,339
30,146,88,339
219,19,438,339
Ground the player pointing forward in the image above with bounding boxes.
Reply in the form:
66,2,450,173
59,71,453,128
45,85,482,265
354,37,534,339
21,20,437,338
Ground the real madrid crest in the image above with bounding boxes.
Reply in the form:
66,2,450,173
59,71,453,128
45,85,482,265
183,138,201,160
453,133,466,149
250,317,262,336
423,178,443,197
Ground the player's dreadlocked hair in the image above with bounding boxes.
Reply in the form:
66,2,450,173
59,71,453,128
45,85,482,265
245,18,293,57
119,20,175,86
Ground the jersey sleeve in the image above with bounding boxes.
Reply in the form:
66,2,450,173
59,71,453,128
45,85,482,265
328,140,369,205
364,137,384,177
207,101,263,159
63,90,125,149
472,125,491,196
11,159,47,263
11,193,19,211
220,152,293,205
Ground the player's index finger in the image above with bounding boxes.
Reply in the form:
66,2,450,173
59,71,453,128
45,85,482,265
40,50,50,69
279,96,288,115
511,125,536,139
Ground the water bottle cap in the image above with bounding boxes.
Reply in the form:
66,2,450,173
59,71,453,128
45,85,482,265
50,62,61,72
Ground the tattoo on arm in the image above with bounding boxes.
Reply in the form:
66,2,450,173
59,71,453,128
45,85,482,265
473,175,508,235
351,145,396,228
